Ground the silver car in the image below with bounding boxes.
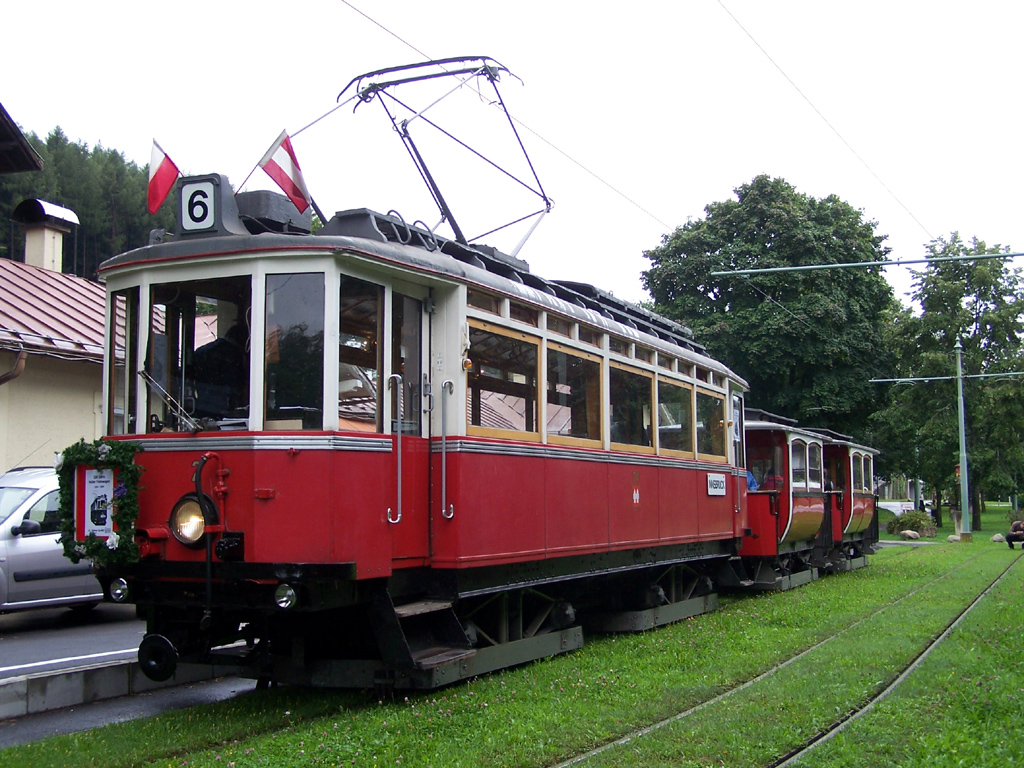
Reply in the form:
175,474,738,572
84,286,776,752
0,466,103,612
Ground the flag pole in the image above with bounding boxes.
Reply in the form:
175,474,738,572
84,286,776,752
308,196,327,227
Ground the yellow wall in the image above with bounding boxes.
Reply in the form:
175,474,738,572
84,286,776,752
0,351,102,471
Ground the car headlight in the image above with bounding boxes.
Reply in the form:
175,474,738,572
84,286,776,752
170,495,214,547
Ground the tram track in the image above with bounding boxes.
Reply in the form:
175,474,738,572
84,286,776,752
552,547,1011,768
770,549,1023,768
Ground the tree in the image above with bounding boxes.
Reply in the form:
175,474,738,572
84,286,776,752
0,127,175,280
642,175,896,439
872,234,1024,531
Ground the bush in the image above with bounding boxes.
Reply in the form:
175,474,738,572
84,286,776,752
885,508,933,535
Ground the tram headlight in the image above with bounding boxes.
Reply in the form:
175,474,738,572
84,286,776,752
170,494,211,547
275,583,298,609
109,577,130,602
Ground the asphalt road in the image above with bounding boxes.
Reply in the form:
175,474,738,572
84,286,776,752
0,603,143,678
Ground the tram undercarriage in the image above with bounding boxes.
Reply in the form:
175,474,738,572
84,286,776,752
126,551,729,691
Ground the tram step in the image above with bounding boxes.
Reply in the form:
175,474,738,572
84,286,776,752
394,599,454,618
412,645,477,669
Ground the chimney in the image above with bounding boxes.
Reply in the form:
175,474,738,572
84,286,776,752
12,198,79,272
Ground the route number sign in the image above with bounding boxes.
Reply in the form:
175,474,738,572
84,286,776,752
181,180,216,231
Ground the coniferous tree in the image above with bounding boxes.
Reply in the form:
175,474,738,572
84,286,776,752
0,127,176,279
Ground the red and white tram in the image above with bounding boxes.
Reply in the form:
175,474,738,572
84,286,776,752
730,410,878,590
97,176,753,689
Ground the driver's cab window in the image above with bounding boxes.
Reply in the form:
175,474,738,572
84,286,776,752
265,273,325,430
147,276,252,432
338,274,382,432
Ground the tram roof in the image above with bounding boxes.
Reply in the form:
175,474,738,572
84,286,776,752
100,185,747,389
744,410,878,454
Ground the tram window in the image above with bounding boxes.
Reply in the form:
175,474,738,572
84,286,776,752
610,366,653,447
547,345,601,442
147,277,251,432
831,456,847,490
695,367,709,383
633,347,652,363
732,393,745,468
696,390,726,458
852,453,864,490
392,293,422,435
338,275,382,432
608,336,628,355
547,315,572,337
658,354,674,371
467,289,500,315
466,324,538,435
108,288,138,435
509,302,538,326
808,443,822,488
657,380,693,453
265,273,324,430
791,441,807,488
863,456,873,491
748,437,785,489
578,326,602,347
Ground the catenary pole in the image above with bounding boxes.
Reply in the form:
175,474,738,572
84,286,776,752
955,339,971,541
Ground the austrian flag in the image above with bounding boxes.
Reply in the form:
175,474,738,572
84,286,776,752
147,140,180,214
259,130,311,213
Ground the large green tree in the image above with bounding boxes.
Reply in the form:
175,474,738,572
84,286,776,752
642,175,896,439
871,234,1024,529
0,127,175,279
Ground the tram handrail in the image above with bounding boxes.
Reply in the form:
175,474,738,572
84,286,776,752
441,379,454,519
387,374,403,524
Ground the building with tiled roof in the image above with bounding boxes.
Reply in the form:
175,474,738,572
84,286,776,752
0,103,106,469
0,253,107,470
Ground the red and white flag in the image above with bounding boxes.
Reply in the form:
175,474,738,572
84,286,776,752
147,140,180,214
259,130,311,213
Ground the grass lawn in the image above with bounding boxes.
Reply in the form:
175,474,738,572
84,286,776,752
4,543,1019,768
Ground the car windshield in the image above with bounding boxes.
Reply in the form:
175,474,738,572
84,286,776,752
0,486,36,524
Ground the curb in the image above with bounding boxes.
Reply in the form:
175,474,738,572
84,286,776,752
0,661,231,720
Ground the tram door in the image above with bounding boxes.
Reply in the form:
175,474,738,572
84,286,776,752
389,291,430,565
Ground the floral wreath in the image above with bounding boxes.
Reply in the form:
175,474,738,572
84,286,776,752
57,438,143,568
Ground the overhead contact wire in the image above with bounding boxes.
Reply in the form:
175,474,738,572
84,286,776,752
716,0,933,241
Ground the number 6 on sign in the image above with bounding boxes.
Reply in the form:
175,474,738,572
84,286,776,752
181,180,216,231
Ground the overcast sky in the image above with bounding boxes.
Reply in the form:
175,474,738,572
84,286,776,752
3,1,1022,304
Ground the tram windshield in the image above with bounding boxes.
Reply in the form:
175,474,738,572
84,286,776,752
145,276,252,432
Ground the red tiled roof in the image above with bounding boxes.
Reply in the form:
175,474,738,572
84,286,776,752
0,258,105,362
